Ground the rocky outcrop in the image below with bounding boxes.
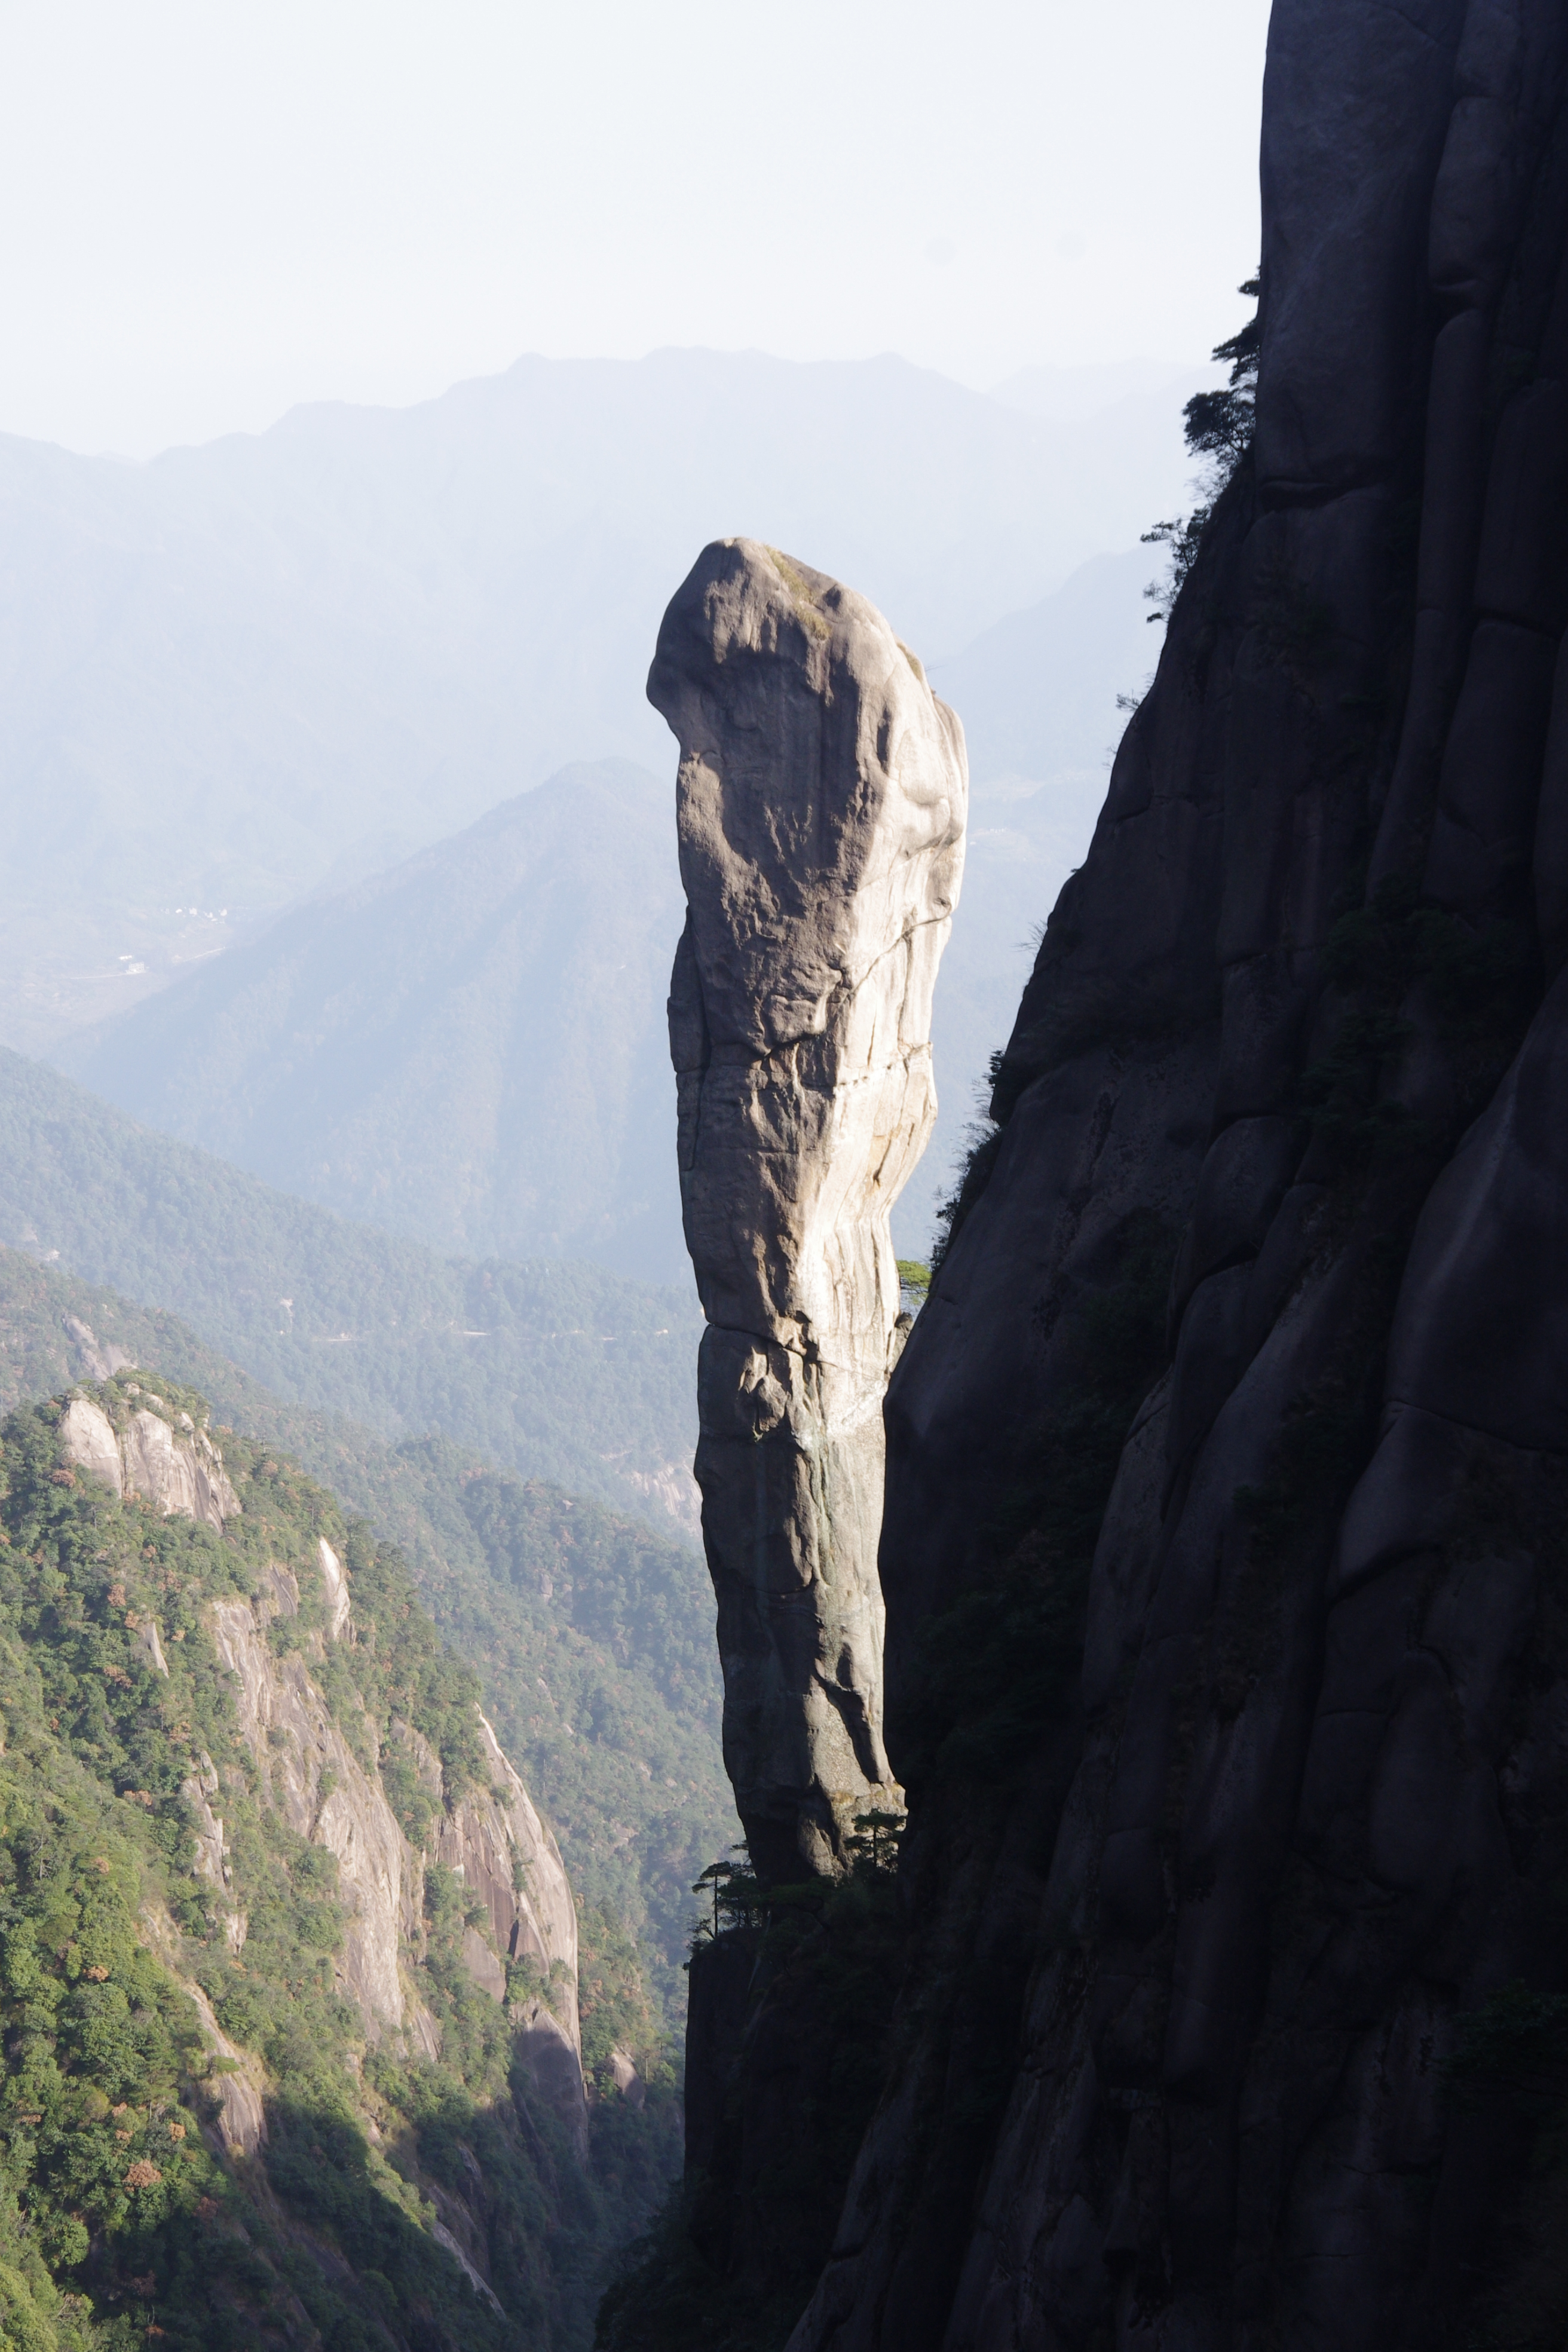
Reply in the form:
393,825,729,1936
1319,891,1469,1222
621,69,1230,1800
210,1584,418,2039
180,1750,229,1893
63,1312,133,1383
61,1386,240,1527
316,1533,353,1640
625,1459,703,1539
212,1562,584,2125
757,6,1568,2348
139,1906,268,2159
424,1712,586,2143
650,537,967,1879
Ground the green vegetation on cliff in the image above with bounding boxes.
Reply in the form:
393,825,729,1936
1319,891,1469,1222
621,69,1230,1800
596,1852,907,2352
0,1377,678,2350
0,1247,736,2035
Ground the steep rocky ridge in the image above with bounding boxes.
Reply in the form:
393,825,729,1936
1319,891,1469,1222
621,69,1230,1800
55,1377,585,2113
650,539,966,1880
0,351,1198,1054
0,1370,669,2350
622,5,1568,2348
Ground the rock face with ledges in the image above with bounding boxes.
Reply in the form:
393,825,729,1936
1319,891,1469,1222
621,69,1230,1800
210,1586,418,2038
650,537,966,1879
430,1711,586,2148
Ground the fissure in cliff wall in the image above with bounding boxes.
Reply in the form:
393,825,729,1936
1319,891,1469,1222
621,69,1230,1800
656,5,1568,2348
651,538,966,1881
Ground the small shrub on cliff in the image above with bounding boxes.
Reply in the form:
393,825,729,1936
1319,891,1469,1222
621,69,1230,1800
599,1852,906,2352
1144,271,1260,624
929,1049,1010,1278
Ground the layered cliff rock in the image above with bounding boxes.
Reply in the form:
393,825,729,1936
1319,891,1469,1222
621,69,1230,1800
650,538,967,1880
641,8,1568,2350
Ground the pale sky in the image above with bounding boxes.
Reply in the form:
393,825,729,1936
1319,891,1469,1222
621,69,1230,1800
0,0,1271,458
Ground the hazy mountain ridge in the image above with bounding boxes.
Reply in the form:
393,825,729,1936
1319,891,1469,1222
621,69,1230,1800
1,347,1195,1050
47,555,1157,1273
0,1046,701,1527
55,759,690,1281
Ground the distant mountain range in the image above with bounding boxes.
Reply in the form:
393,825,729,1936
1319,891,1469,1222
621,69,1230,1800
1,347,1196,1049
50,552,1157,1267
56,757,689,1279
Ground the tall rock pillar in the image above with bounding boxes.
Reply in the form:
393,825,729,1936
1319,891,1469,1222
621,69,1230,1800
649,538,967,1882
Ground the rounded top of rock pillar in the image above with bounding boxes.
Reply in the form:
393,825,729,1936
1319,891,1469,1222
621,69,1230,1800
647,537,966,1059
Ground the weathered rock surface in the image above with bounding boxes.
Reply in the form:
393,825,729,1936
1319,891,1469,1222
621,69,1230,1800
650,537,966,1878
316,1533,353,1640
62,1312,133,1383
180,1750,229,1892
61,1387,240,1527
431,1711,586,2145
139,1905,269,2159
210,1585,420,2038
653,7,1568,2348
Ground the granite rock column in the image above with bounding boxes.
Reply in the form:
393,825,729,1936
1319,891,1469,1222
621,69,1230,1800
649,538,967,1881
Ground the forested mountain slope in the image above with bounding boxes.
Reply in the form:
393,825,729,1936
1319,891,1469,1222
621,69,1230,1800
0,1245,736,2031
0,1049,699,1532
0,1373,675,2351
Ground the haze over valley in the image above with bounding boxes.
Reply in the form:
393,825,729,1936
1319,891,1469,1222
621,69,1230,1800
0,5,1295,2344
12,356,1177,1261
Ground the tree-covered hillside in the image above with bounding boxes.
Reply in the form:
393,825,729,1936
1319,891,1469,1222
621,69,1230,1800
0,1245,736,2030
0,1377,678,2351
0,1049,700,1535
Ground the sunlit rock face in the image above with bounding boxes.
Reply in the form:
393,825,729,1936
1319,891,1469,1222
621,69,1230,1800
650,537,966,1881
61,1391,240,1527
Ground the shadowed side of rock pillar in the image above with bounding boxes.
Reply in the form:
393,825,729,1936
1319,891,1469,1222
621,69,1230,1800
648,537,967,1882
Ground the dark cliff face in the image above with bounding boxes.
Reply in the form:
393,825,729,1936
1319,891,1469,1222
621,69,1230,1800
767,2,1568,2347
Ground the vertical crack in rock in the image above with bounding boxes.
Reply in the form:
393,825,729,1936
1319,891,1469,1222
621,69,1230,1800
648,537,967,1880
